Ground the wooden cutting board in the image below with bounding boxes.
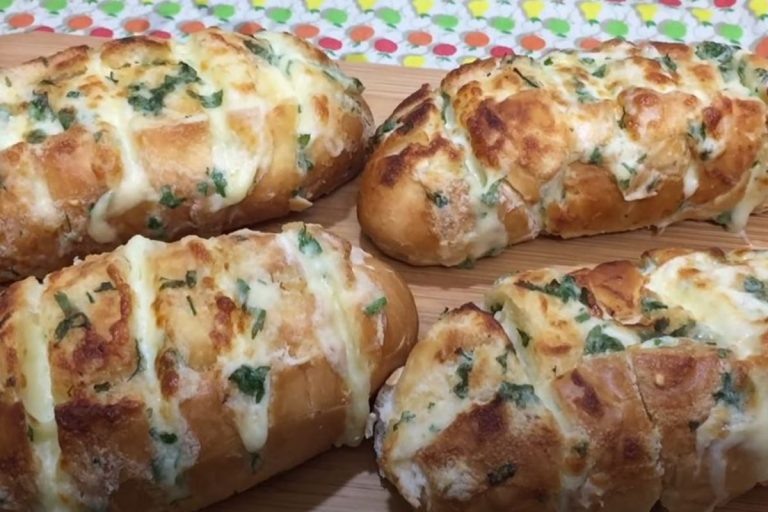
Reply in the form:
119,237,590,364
2,32,768,512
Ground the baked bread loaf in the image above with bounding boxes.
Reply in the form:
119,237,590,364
359,39,768,266
0,222,417,511
372,248,768,511
0,29,373,283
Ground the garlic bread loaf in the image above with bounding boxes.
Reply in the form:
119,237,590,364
373,248,768,511
0,223,417,511
359,40,768,266
0,29,373,283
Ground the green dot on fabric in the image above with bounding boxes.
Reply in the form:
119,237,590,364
101,0,125,16
267,7,292,23
434,14,459,31
603,19,629,39
546,18,570,37
0,0,14,11
212,4,235,20
156,1,182,18
44,0,67,13
660,19,687,41
719,23,743,42
324,8,348,27
490,16,514,34
377,7,401,27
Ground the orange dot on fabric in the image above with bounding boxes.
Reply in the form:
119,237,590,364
465,31,490,47
181,20,205,34
8,13,34,29
67,15,92,30
580,37,601,50
407,31,432,46
520,34,546,51
349,25,374,43
294,23,319,39
237,21,262,36
124,18,149,33
756,37,768,59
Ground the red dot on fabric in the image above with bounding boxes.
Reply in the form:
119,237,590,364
374,38,398,53
149,30,172,39
237,22,262,35
580,37,601,50
34,25,55,33
319,37,343,51
433,43,457,56
90,27,114,38
756,37,768,58
490,45,515,58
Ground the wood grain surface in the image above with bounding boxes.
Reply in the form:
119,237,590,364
2,32,767,512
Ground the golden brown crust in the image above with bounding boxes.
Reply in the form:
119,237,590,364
376,248,768,511
0,29,374,283
0,224,417,511
359,39,768,266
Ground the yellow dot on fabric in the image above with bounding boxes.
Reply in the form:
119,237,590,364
345,53,369,63
403,55,426,68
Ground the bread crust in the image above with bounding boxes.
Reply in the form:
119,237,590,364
0,223,416,511
0,29,374,283
359,40,768,266
374,248,768,511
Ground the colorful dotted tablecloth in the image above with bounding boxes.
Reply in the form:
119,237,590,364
2,1,768,69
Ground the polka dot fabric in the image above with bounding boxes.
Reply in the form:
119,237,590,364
2,1,768,68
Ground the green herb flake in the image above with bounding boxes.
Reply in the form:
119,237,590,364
498,382,539,408
147,216,163,231
53,292,90,342
440,90,451,123
669,320,694,338
187,89,223,108
94,382,111,393
618,107,628,129
584,325,624,355
57,108,76,130
714,210,732,226
86,291,95,304
453,349,474,399
209,168,228,197
129,338,145,380
236,278,251,309
24,129,47,144
588,147,602,165
159,185,185,209
695,41,735,71
427,402,436,410
186,295,197,316
426,191,449,208
375,117,397,142
150,428,178,444
196,181,209,196
712,372,743,410
575,311,591,323
591,64,607,78
495,351,508,372
641,297,667,313
106,71,118,84
543,57,553,66
94,281,115,293
27,426,34,442
481,180,503,207
228,365,270,402
573,441,589,458
517,328,531,348
744,275,768,301
244,39,278,66
298,133,311,148
66,90,81,98
661,54,677,73
4,77,11,88
298,225,322,255
364,296,388,316
574,79,596,103
688,420,701,431
393,410,416,432
127,62,199,115
185,270,197,288
250,307,266,338
487,462,517,486
513,67,539,88
517,275,587,305
297,151,314,173
29,91,53,121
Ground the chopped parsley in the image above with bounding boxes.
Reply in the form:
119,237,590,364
159,270,197,290
453,349,474,399
712,372,743,410
516,275,587,305
186,295,197,316
487,462,517,486
25,129,48,144
94,382,110,393
441,90,451,123
669,320,694,338
618,107,628,129
250,452,262,472
584,325,624,355
4,77,11,87
27,426,33,442
57,108,76,130
513,67,539,88
392,410,416,432
66,90,81,98
714,210,732,226
364,296,388,316
236,278,251,309
249,307,266,338
106,71,118,84
196,181,209,196
209,168,228,197
498,382,539,408
517,328,531,348
150,428,178,444
159,185,185,209
228,365,270,402
575,311,591,323
426,191,449,208
86,292,95,304
480,179,503,207
298,133,311,148
147,216,163,231
53,292,90,342
297,151,314,172
661,54,677,73
496,351,508,371
244,39,279,66
29,91,53,121
588,147,602,165
573,441,589,458
543,57,553,66
688,420,701,432
94,281,115,293
744,275,768,301
375,117,397,142
129,338,145,380
641,297,667,313
591,64,607,78
127,62,200,115
298,225,322,255
574,79,596,103
695,41,735,73
187,89,223,108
